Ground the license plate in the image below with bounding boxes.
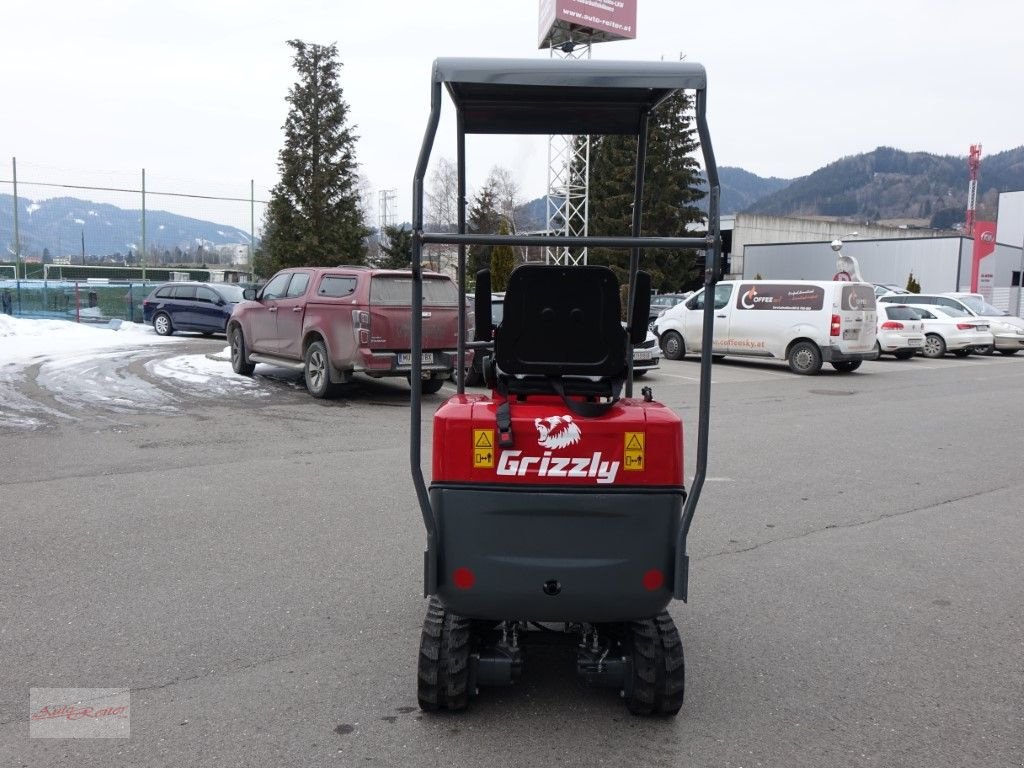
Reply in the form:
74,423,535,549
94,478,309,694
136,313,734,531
634,349,654,361
398,352,434,365
842,329,858,340
976,324,989,331
909,338,923,346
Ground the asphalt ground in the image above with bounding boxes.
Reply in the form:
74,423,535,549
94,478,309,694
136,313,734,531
1,341,1022,767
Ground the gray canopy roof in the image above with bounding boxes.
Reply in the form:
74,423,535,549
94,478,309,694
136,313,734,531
432,57,707,135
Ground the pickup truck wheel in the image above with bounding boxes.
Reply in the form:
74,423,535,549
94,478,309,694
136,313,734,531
421,377,445,395
305,340,339,399
660,331,685,360
893,349,916,360
787,341,822,375
952,349,971,357
229,326,255,376
974,344,995,356
998,349,1019,356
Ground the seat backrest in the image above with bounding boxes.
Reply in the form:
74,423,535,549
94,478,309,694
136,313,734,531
494,264,626,380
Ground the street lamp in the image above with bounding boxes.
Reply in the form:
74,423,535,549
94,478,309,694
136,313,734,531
831,232,862,281
830,231,859,254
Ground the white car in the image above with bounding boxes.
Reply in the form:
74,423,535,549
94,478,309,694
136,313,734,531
875,304,925,359
632,326,661,377
878,292,1024,355
911,305,994,358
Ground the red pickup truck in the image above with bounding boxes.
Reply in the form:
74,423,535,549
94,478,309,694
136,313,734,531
227,266,465,398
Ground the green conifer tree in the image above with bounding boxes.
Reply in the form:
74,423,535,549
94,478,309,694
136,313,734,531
259,40,369,277
583,92,705,292
377,225,413,269
490,220,515,291
467,182,501,277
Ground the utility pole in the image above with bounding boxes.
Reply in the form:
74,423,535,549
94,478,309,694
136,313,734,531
12,157,22,313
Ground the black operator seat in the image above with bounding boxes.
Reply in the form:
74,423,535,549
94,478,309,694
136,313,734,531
493,265,626,398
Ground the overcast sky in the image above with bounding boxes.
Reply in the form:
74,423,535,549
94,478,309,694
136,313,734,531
2,0,1021,232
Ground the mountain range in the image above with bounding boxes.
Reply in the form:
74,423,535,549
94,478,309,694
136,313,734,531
4,146,1023,261
742,145,1024,228
0,195,251,263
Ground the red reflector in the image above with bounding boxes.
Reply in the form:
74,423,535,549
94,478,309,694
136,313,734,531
642,569,664,591
830,314,841,337
880,321,904,330
452,567,475,590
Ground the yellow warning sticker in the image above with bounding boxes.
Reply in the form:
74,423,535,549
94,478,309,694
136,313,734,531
473,429,495,469
624,431,645,471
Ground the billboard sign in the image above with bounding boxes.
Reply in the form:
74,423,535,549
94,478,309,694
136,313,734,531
970,220,997,294
539,0,637,48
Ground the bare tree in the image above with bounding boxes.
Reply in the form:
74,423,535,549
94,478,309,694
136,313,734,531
487,165,521,233
425,157,459,274
487,165,525,262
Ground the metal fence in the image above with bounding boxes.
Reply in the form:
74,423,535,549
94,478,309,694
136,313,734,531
0,267,253,323
1,278,157,323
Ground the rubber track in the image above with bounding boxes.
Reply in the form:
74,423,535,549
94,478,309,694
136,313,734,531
417,598,445,711
417,597,472,712
625,612,685,716
655,611,686,715
441,609,472,710
626,618,661,715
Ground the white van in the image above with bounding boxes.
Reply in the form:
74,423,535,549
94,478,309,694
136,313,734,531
654,280,877,374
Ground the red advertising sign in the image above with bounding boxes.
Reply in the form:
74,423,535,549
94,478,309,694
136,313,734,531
539,0,637,47
970,221,997,293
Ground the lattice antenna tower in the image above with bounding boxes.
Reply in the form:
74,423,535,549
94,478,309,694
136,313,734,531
545,40,592,266
378,189,397,251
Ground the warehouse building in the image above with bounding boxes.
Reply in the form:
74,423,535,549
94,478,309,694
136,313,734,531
726,191,1024,314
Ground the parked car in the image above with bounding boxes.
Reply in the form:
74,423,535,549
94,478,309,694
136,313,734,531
878,292,1024,355
653,280,876,374
142,281,247,336
648,293,690,330
631,326,661,376
910,305,993,358
874,304,925,359
872,283,910,298
227,267,462,397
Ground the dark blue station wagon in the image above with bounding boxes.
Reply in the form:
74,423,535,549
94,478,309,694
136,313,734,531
142,282,247,336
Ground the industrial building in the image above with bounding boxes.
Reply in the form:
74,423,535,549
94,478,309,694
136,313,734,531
727,191,1024,314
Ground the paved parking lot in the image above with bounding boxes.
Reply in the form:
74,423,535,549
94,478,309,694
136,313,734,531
2,340,1022,767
